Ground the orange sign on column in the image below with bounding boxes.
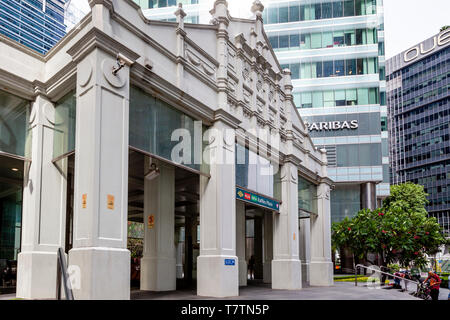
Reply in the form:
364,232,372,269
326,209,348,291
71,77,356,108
148,215,155,229
107,194,115,210
82,194,87,209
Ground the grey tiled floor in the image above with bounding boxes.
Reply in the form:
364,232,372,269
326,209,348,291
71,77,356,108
2,282,448,300
131,282,424,300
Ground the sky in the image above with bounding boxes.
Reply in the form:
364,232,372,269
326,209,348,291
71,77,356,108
383,0,450,58
69,0,450,59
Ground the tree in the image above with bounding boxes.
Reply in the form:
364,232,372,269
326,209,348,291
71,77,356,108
332,183,446,270
441,26,449,32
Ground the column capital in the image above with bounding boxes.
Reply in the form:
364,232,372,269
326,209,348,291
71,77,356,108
315,182,331,200
279,161,298,185
29,94,55,128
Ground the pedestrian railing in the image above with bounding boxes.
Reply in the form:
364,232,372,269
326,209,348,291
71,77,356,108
56,247,74,300
354,264,420,294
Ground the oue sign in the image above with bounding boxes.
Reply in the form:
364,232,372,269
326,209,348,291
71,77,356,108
404,29,450,63
306,120,358,131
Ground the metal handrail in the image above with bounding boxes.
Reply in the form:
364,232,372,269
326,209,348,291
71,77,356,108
354,264,420,290
56,247,74,300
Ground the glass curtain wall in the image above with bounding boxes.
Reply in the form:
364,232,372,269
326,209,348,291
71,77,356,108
134,0,198,9
330,185,360,223
293,88,379,108
129,85,208,174
269,28,377,51
0,89,29,289
53,91,76,159
263,0,377,24
298,176,317,215
235,143,280,200
0,91,29,157
281,57,378,79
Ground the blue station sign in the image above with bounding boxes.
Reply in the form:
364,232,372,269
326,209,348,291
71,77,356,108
224,259,235,266
236,187,280,212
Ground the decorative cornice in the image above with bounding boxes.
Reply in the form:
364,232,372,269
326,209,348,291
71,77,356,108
0,69,35,100
283,154,302,167
88,0,113,10
213,109,241,129
66,27,140,63
319,177,335,187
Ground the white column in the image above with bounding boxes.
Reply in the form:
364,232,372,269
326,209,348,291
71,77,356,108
140,160,176,291
68,48,131,299
197,120,238,297
17,95,67,299
263,213,273,284
310,182,333,286
272,161,301,290
299,218,311,287
236,200,247,286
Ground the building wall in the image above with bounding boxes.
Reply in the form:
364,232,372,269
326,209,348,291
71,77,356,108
387,29,450,235
263,0,389,223
138,0,389,225
0,0,66,54
0,0,334,298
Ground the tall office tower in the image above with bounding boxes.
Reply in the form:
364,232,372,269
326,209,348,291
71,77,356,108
138,0,389,223
263,0,389,223
0,0,66,54
133,0,254,23
387,29,450,236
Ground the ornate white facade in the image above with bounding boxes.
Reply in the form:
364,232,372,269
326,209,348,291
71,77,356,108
0,0,333,299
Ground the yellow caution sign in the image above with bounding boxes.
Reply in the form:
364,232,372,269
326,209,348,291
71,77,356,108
82,194,87,209
107,194,115,210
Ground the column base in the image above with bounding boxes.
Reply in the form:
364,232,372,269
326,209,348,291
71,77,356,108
263,262,272,283
140,256,176,291
16,251,58,299
301,261,310,287
68,247,130,300
238,259,247,286
197,255,239,297
310,261,333,286
271,259,302,290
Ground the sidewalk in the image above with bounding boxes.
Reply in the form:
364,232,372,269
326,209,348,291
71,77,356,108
131,282,421,300
2,282,448,300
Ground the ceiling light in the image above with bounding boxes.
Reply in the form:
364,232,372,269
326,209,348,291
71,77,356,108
11,168,19,172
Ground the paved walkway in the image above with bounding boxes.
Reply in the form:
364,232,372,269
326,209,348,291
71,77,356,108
131,282,423,300
1,282,448,300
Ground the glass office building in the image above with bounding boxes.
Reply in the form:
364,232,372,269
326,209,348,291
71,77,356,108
0,0,66,54
386,29,450,235
138,0,389,224
264,0,389,223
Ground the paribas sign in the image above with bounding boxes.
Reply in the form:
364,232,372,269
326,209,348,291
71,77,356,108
305,120,358,131
404,29,450,63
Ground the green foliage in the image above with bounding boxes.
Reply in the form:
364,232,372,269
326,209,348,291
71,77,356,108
387,263,400,272
441,25,449,32
331,183,447,268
